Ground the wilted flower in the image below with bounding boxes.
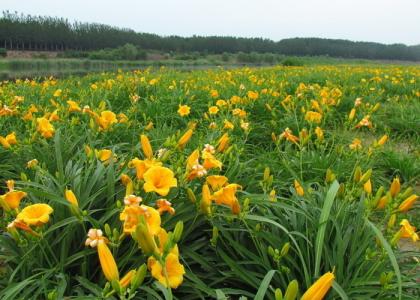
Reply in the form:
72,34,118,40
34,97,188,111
280,128,299,144
349,138,362,150
156,199,175,215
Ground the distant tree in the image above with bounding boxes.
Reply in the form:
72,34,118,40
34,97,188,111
1,11,419,61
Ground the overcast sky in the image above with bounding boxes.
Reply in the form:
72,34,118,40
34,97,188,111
2,0,420,45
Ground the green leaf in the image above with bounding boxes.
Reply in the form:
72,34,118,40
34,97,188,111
254,270,276,300
314,181,339,277
366,219,402,300
332,281,349,300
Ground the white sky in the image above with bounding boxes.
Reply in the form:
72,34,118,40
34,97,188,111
1,0,420,45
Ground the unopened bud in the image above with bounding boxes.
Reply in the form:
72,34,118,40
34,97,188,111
187,188,196,203
280,242,290,257
173,221,184,243
354,166,362,182
359,169,372,184
131,264,147,291
275,288,283,300
284,279,299,300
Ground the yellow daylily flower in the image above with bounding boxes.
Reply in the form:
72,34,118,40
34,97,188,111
129,158,162,180
177,104,191,117
143,166,177,196
37,117,55,138
97,110,117,131
399,219,419,242
1,190,27,210
17,203,53,226
120,204,161,235
148,253,185,289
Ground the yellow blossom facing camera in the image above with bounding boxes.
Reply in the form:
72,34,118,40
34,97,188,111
143,166,177,196
177,104,191,117
97,110,117,131
208,106,219,115
17,203,53,226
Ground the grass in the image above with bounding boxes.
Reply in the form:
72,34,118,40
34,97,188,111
0,64,419,299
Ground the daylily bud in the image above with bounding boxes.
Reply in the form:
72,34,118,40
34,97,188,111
284,279,299,300
280,242,290,257
325,169,336,183
376,191,391,209
173,221,184,243
398,194,418,213
353,166,362,182
140,135,153,159
363,179,372,194
187,188,196,203
387,214,396,229
390,177,400,198
201,184,212,215
263,167,270,181
399,187,413,200
119,270,136,288
131,264,147,291
275,288,283,300
390,230,402,246
210,226,219,246
359,169,372,184
348,108,356,121
97,240,119,282
104,224,112,237
301,272,335,300
134,217,157,255
177,129,193,149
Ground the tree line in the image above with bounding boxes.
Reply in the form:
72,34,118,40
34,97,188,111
1,11,419,61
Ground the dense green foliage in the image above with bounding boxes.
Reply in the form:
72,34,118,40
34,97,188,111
0,65,419,299
1,11,420,61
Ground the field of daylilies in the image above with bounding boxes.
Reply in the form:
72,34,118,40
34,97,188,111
0,65,419,299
